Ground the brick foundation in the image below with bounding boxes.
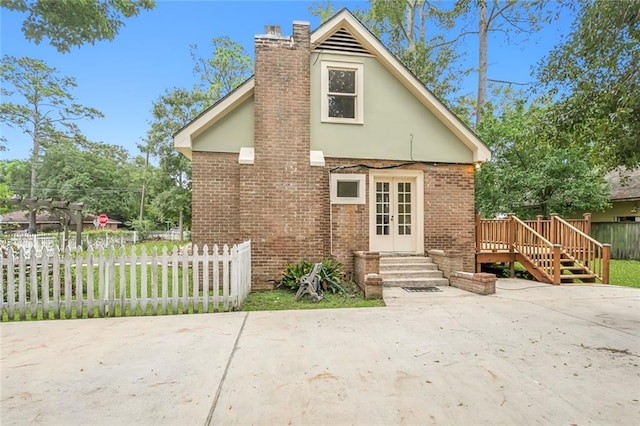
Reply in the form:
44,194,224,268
449,272,496,295
428,249,464,279
353,251,382,299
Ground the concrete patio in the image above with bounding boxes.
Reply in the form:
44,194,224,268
1,279,639,425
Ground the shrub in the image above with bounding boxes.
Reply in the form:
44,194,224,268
279,258,343,290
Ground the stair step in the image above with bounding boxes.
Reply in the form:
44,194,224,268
380,270,444,279
380,263,438,272
560,274,596,280
383,277,449,287
561,265,586,271
380,256,433,265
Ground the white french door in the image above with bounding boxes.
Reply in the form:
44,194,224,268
369,172,423,253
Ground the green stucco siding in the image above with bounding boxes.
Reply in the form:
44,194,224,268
310,53,473,163
192,97,254,153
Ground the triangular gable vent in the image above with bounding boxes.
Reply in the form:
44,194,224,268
314,28,370,54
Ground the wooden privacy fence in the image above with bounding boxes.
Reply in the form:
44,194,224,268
591,222,640,260
1,241,251,321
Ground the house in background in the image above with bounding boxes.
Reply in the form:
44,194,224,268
0,210,121,232
175,9,490,289
591,168,640,223
589,169,640,260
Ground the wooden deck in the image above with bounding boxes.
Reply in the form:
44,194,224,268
476,214,610,284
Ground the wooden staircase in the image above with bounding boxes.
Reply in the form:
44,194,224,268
476,214,610,285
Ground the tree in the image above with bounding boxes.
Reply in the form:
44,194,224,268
0,55,103,231
2,0,156,53
537,0,640,171
142,37,253,232
451,0,556,125
35,139,140,221
475,96,610,218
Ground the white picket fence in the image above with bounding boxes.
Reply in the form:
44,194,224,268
1,241,251,321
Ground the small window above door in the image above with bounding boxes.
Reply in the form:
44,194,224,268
330,173,365,204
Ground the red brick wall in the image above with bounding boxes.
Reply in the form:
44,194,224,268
424,164,476,271
240,22,328,289
191,152,240,247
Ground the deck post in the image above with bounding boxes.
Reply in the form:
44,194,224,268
507,213,516,252
583,213,592,236
552,244,562,285
550,213,558,244
475,213,482,253
536,215,544,235
602,244,611,284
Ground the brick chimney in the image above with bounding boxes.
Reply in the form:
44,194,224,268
240,21,326,289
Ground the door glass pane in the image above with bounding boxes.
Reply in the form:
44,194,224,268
397,182,412,236
376,182,390,236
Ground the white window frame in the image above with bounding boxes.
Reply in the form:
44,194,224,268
330,173,366,204
321,61,364,124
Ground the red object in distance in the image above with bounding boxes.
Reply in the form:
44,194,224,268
98,214,108,226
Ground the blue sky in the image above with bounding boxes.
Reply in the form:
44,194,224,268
1,0,573,161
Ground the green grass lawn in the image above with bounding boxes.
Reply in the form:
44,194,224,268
609,259,640,288
242,282,385,311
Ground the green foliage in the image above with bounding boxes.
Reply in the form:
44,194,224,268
475,96,611,218
279,258,343,290
537,0,640,171
125,219,154,241
2,0,156,53
142,37,252,229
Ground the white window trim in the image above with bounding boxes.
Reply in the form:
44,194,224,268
330,173,366,204
321,61,364,124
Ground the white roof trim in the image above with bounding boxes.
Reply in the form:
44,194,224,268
238,147,255,165
173,79,255,159
311,10,490,162
310,150,325,167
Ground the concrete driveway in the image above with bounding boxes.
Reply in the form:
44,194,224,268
1,279,639,425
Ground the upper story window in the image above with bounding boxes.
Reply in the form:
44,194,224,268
321,61,364,124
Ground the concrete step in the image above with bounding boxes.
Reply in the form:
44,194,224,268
383,277,450,287
380,256,433,265
380,263,438,272
380,270,444,280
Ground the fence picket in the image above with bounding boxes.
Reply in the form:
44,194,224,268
30,248,38,318
192,245,199,313
222,245,230,312
130,248,137,316
171,246,178,314
64,247,72,318
151,247,158,316
18,248,26,320
75,251,83,317
7,248,16,320
42,249,50,319
108,247,116,317
1,241,251,321
98,248,105,317
161,246,168,315
212,245,219,312
119,245,126,315
87,250,94,319
140,247,148,316
203,245,210,313
53,246,60,319
181,247,188,314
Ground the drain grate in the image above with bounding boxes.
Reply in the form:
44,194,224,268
402,286,443,293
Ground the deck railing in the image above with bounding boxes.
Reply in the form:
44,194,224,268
477,213,609,284
512,216,559,284
550,215,610,284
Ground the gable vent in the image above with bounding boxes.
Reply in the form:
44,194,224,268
314,28,370,54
